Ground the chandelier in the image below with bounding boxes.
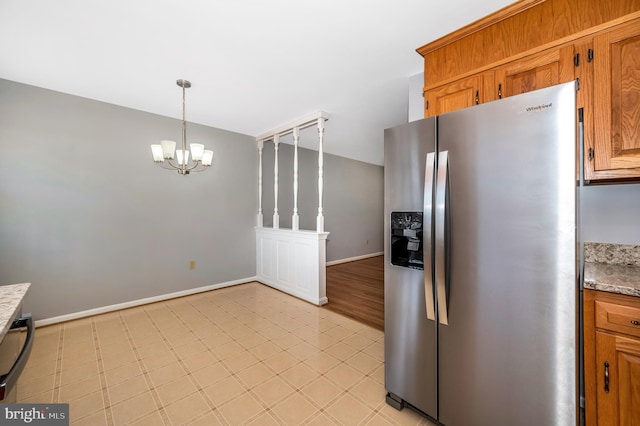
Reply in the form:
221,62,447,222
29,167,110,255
151,79,213,175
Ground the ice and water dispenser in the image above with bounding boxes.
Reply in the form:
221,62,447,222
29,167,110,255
390,212,423,270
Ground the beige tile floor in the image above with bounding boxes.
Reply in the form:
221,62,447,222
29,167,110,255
16,282,435,426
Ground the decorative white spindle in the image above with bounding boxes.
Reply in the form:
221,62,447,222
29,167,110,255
257,140,264,227
292,127,300,231
317,118,325,232
254,112,330,306
273,134,280,229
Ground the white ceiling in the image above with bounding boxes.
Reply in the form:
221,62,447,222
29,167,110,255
0,0,513,165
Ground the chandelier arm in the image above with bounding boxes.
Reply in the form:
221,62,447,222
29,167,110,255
158,159,180,171
184,160,203,171
154,159,205,172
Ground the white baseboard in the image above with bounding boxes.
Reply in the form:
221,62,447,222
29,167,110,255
35,276,257,328
326,252,383,266
35,252,384,327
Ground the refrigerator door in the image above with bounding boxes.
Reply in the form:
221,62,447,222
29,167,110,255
436,83,577,426
384,117,437,418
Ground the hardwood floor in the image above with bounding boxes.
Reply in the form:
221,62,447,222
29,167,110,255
323,255,384,331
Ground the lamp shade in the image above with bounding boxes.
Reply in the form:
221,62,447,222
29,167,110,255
190,143,205,161
202,150,214,166
176,149,190,166
151,145,164,162
160,140,176,159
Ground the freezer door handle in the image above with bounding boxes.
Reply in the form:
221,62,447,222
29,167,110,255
435,151,449,325
423,152,436,321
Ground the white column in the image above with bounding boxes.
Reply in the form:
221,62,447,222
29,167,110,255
257,140,264,227
273,134,280,229
317,118,325,232
292,127,300,231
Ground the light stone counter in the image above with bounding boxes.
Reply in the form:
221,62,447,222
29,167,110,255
0,283,30,343
584,243,640,297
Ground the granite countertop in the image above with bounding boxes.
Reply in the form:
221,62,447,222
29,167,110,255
0,283,31,343
584,243,640,297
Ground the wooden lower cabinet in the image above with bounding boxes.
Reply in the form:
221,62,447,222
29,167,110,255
585,289,640,425
595,331,640,425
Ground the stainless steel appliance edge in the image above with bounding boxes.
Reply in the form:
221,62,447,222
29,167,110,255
384,82,579,426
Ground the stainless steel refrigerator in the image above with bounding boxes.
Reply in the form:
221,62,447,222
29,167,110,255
384,82,579,426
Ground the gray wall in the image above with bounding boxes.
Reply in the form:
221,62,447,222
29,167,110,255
0,79,257,320
408,72,640,245
408,72,424,123
581,184,640,244
0,79,386,320
260,128,384,262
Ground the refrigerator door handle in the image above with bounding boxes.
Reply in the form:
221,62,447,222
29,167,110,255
436,150,449,325
423,152,436,321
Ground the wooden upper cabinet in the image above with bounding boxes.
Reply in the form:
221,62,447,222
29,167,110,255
423,45,575,117
417,0,640,182
424,74,483,117
418,0,640,89
588,18,640,180
493,45,575,99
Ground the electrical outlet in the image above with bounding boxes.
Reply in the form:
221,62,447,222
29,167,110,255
189,260,195,270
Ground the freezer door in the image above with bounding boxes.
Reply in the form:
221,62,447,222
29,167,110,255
436,82,578,426
383,118,437,418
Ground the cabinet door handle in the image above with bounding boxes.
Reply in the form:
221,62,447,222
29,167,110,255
475,90,479,105
604,361,610,393
498,83,502,99
631,320,640,326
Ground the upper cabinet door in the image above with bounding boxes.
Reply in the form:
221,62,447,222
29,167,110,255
424,74,483,117
592,19,640,175
494,45,575,99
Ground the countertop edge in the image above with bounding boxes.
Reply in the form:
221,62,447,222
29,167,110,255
0,283,31,342
584,262,640,298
